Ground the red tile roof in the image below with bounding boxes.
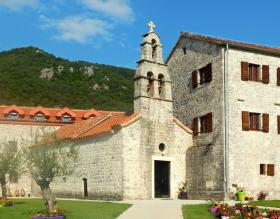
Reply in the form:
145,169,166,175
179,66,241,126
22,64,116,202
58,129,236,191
56,112,140,140
0,105,125,126
166,32,280,63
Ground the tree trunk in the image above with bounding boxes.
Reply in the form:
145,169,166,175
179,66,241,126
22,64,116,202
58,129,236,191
40,186,57,214
1,182,7,202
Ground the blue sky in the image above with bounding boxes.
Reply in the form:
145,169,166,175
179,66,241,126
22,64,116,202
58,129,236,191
0,0,279,69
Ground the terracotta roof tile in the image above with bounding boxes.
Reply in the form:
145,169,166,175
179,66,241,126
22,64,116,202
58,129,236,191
56,112,140,140
0,105,124,125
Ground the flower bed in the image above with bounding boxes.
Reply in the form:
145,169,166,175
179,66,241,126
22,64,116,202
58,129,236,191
0,199,15,207
210,201,280,219
30,208,66,219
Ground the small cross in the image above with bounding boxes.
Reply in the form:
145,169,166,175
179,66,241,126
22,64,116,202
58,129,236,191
148,21,156,33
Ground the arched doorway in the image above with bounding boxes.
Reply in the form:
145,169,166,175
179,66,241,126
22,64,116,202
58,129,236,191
82,178,88,197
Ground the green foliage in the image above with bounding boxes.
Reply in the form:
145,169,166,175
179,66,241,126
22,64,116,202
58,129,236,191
182,204,215,219
0,140,21,185
0,47,134,111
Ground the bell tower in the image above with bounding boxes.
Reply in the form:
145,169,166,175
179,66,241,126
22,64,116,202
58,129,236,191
134,22,173,121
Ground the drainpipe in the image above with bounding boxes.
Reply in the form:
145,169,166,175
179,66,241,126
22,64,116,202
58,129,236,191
223,44,229,197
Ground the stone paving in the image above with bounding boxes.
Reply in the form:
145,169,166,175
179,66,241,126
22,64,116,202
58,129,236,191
116,199,208,219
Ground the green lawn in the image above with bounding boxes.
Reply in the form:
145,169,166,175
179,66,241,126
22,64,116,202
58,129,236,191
182,204,214,219
0,198,131,219
247,200,280,208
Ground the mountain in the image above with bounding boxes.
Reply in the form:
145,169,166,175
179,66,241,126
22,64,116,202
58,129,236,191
0,47,134,111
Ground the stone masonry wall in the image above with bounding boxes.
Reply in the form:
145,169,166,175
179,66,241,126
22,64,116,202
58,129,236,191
167,37,225,199
50,131,125,200
227,49,280,199
122,117,193,200
0,124,59,197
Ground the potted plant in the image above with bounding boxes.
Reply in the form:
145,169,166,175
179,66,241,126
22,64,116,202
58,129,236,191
178,182,188,199
232,184,246,201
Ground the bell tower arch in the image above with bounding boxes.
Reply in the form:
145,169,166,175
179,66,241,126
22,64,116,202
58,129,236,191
134,22,173,121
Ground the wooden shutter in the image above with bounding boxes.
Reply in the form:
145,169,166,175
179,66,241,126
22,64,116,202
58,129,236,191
192,70,198,88
262,113,269,133
193,117,198,136
262,65,269,84
267,164,275,176
206,112,213,133
241,62,248,81
277,67,280,86
206,63,212,83
242,111,249,131
277,116,280,134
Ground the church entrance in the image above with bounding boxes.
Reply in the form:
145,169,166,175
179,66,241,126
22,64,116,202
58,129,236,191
154,160,170,198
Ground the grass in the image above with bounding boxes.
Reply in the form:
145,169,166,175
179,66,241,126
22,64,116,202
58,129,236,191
0,198,131,219
247,200,280,208
182,204,215,219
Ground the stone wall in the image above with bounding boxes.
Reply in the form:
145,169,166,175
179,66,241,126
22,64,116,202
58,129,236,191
0,124,59,197
227,48,280,199
167,37,225,199
50,132,125,200
122,117,193,200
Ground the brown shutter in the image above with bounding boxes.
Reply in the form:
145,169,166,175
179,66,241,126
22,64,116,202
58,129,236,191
262,113,269,133
193,117,198,136
241,62,249,81
206,112,213,133
262,65,269,84
277,67,280,86
267,164,275,176
242,111,249,131
206,63,212,83
192,70,198,88
277,116,280,134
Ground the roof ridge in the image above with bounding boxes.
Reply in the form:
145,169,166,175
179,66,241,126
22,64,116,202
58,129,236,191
73,113,112,139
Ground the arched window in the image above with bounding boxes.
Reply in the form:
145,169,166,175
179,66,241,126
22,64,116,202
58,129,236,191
151,39,157,59
147,71,154,97
8,111,19,120
158,74,165,98
62,114,72,123
34,112,47,122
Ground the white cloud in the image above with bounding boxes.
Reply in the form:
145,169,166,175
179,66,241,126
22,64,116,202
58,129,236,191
0,0,39,10
81,0,134,22
40,15,112,43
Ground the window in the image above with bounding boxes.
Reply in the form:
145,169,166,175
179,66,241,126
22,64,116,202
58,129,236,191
192,113,212,136
192,63,212,88
260,164,275,176
242,111,269,133
249,113,260,130
183,47,187,55
248,64,260,81
62,114,72,123
260,164,266,175
34,113,47,122
147,71,154,97
267,164,275,176
241,62,269,84
151,39,157,59
158,74,165,98
8,111,19,120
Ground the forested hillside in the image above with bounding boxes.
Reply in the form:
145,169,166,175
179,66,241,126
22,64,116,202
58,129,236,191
0,47,134,111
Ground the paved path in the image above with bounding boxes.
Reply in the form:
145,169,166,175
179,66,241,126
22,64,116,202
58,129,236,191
116,199,207,219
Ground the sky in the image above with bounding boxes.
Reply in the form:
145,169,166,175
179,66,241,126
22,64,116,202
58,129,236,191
0,0,279,69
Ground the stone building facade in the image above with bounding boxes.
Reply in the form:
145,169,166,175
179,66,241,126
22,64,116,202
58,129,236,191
167,32,280,199
0,25,193,200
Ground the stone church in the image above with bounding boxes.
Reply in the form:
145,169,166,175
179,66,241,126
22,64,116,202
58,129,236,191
1,22,280,200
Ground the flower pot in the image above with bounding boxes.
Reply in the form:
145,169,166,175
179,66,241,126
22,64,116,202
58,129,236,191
221,216,229,219
32,217,64,219
236,191,246,201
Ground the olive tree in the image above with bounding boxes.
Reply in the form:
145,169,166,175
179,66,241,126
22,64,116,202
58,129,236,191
0,140,21,202
23,130,78,214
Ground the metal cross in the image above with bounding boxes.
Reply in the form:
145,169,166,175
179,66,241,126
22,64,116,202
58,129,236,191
148,21,156,33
